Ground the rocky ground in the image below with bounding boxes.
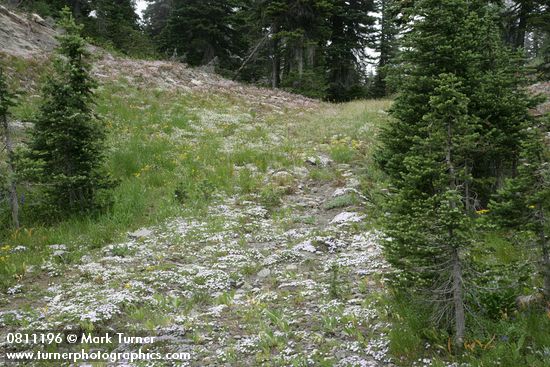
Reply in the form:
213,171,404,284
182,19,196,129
1,140,393,366
1,35,395,362
0,5,406,365
0,5,57,58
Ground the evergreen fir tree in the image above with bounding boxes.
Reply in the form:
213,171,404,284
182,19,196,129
326,0,376,101
377,0,534,347
377,0,533,206
160,0,242,66
88,0,154,56
384,74,478,346
371,0,399,98
27,7,113,218
0,66,20,229
143,0,174,42
491,117,550,300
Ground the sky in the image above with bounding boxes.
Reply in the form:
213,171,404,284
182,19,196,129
135,0,147,19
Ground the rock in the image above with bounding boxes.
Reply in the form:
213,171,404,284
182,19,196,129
292,166,309,178
128,228,153,239
285,264,298,271
271,170,294,187
293,240,317,253
516,293,544,309
0,5,58,57
257,268,271,278
346,177,361,188
31,13,47,26
330,211,365,225
306,154,332,167
44,16,56,27
331,187,367,202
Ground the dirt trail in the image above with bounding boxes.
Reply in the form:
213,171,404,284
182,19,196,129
1,5,393,364
1,157,392,366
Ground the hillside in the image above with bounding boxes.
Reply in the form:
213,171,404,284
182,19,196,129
0,5,56,58
0,5,396,367
2,3,550,367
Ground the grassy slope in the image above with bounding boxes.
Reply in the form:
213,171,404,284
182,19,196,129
1,54,548,367
0,52,389,290
0,54,402,365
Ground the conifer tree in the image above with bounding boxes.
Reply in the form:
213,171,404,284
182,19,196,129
491,118,550,300
325,0,376,101
384,74,477,346
160,0,241,66
89,0,153,56
143,0,174,42
377,0,534,348
377,0,533,206
371,0,399,98
27,8,113,217
0,66,20,229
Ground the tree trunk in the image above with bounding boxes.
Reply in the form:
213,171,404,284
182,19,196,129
296,44,304,78
446,119,465,349
271,23,280,89
464,162,471,212
452,246,465,347
233,34,268,79
306,44,315,66
513,2,529,50
1,114,19,229
71,0,82,19
537,203,550,300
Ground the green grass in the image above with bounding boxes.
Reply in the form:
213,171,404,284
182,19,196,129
377,228,550,367
7,52,548,367
323,193,361,210
0,55,392,292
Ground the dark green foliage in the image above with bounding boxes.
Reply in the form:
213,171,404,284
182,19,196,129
85,0,155,57
326,0,376,101
502,1,549,51
490,114,550,299
378,0,534,205
371,0,399,98
383,74,476,287
500,1,549,81
0,65,20,229
26,8,114,218
158,0,243,66
13,0,92,19
0,67,16,123
142,0,173,41
280,68,327,99
145,0,376,100
377,0,536,347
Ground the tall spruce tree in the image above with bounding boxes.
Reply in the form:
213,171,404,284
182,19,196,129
27,8,112,217
326,0,376,101
371,0,399,98
159,0,242,66
490,117,550,300
143,0,174,42
377,0,534,347
378,0,533,205
0,66,20,229
383,74,477,347
87,0,154,56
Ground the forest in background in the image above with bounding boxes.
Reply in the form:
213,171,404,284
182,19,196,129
4,0,549,101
